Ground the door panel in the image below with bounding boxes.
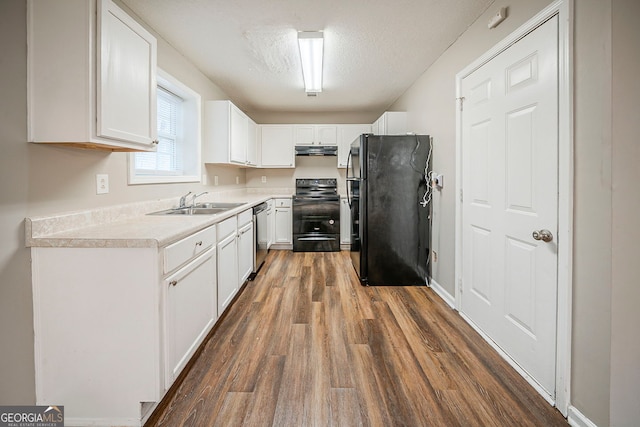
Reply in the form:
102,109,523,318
461,16,559,396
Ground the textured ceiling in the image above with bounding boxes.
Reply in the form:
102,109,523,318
122,0,494,118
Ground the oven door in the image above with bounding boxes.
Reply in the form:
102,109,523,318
292,198,340,235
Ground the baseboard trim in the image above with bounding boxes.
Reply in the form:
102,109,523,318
427,279,456,309
567,406,598,427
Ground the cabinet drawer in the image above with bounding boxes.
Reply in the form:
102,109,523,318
274,198,292,208
237,209,253,227
164,226,216,274
217,216,238,242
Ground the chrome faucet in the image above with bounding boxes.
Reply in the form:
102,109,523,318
179,191,192,208
191,192,209,207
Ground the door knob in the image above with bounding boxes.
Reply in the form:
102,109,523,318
532,229,553,242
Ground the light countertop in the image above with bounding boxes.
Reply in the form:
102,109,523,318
26,191,293,249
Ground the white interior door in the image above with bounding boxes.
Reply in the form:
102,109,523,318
460,16,559,396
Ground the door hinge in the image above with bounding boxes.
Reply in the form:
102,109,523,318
458,278,463,292
459,189,463,203
457,96,465,112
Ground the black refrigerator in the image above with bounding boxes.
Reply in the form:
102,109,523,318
347,134,432,286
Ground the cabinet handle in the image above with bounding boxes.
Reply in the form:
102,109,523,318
152,139,159,145
169,280,178,286
195,241,203,246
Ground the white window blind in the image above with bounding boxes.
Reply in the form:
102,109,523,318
129,68,200,185
135,87,184,175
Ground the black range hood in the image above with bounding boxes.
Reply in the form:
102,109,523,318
295,145,338,156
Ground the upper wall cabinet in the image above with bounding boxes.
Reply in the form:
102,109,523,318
294,125,338,146
260,125,295,168
371,112,407,135
28,0,158,152
338,124,371,168
204,100,256,167
247,118,258,167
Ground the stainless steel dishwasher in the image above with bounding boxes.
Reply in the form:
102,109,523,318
250,202,268,279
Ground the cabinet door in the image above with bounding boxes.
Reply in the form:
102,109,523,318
316,125,338,145
260,126,295,167
237,222,254,283
247,118,258,166
230,105,248,164
98,0,157,146
266,208,274,248
294,126,315,145
383,112,408,135
371,117,380,135
165,248,216,386
274,207,292,244
340,198,351,244
217,233,239,314
294,125,337,145
338,124,371,168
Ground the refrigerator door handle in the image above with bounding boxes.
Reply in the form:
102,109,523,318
345,150,352,207
346,178,359,208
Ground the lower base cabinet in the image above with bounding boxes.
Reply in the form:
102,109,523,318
32,247,162,426
164,247,217,385
273,198,292,248
217,216,239,315
237,211,254,283
30,225,219,426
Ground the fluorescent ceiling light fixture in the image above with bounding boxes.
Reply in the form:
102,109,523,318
297,31,324,93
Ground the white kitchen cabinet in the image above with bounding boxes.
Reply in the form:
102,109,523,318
164,246,216,386
217,216,239,314
247,118,258,166
274,198,293,246
294,125,338,145
30,223,219,426
237,209,254,284
260,125,295,168
338,124,371,168
267,199,275,249
28,0,158,151
372,111,407,135
205,100,256,167
340,197,352,245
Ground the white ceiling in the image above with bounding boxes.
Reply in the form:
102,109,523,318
122,0,494,118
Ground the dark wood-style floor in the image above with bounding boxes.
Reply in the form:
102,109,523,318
146,250,567,427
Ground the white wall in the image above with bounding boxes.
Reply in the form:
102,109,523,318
0,0,35,405
391,0,631,426
610,0,640,425
246,157,347,194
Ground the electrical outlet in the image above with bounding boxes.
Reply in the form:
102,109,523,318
236,176,239,184
202,174,208,185
261,176,267,183
96,174,109,195
214,176,219,186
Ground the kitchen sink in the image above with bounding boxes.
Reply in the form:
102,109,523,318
193,202,245,209
148,202,245,216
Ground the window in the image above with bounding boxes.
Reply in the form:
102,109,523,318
129,69,201,184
